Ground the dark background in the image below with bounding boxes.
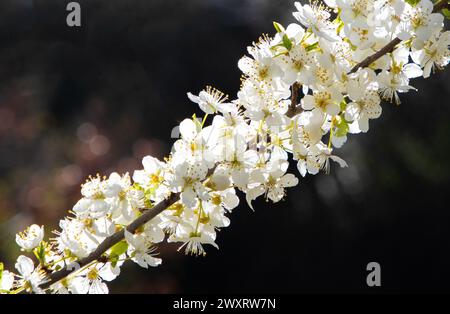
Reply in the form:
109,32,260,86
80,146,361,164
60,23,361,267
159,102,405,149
0,0,449,293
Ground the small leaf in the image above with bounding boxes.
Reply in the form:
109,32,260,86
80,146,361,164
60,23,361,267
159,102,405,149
334,116,349,137
110,240,128,257
405,0,420,6
282,34,293,51
339,99,347,112
0,262,4,285
305,42,319,52
273,21,285,33
33,242,46,265
192,114,203,129
109,240,128,267
442,8,450,19
270,44,289,57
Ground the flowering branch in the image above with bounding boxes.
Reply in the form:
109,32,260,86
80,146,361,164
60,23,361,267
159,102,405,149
1,0,449,294
350,0,450,74
39,193,180,290
39,165,217,290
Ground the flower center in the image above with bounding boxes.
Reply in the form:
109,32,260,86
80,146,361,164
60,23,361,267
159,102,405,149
315,91,332,110
211,195,222,206
87,268,99,281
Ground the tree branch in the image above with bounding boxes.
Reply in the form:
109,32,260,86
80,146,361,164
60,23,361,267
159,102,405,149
349,38,402,74
39,165,218,291
350,0,449,74
40,193,180,290
286,82,302,118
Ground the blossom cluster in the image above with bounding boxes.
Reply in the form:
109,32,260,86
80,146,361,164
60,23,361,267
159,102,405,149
1,0,448,294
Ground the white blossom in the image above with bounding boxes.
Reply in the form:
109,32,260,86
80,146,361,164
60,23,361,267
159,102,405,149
16,224,44,251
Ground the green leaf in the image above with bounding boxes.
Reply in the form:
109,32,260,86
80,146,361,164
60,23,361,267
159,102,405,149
282,34,293,51
110,256,119,268
110,240,128,257
442,8,450,19
271,22,293,52
132,182,144,191
271,43,288,54
192,114,203,129
33,242,46,265
109,240,128,267
305,42,319,52
271,45,289,57
335,116,349,138
339,99,347,112
273,21,285,33
405,0,420,6
0,262,4,285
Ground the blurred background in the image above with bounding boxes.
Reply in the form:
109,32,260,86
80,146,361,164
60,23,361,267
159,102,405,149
0,0,449,293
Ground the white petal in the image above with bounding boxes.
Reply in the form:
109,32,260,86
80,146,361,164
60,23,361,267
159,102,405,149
280,173,299,188
301,95,315,110
245,186,266,210
0,271,15,291
88,279,108,294
223,192,240,210
190,161,208,180
326,103,341,116
331,135,347,148
144,255,162,267
267,185,284,203
250,170,266,184
330,155,348,168
286,23,305,42
15,255,34,277
347,80,363,101
187,92,200,104
69,277,90,294
181,188,197,209
231,170,249,188
297,159,307,177
238,56,254,75
142,156,161,173
403,63,423,79
98,263,120,282
358,116,370,133
179,119,197,141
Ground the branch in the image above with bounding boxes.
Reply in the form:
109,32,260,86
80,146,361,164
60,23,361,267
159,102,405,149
350,0,449,74
39,165,218,290
40,192,180,290
286,82,302,118
349,38,401,74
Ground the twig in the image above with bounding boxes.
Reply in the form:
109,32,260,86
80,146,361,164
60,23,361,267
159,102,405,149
349,38,402,74
39,165,218,290
40,193,180,290
286,82,302,117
